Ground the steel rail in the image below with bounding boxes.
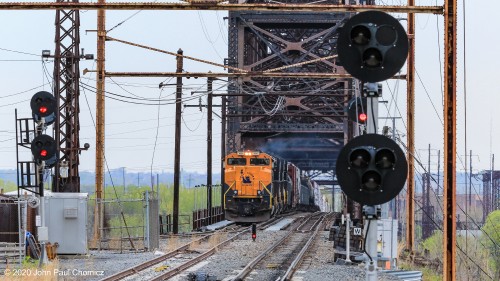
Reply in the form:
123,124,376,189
233,224,300,281
280,215,326,281
102,232,215,281
152,227,252,280
233,213,321,281
295,211,322,232
0,3,443,14
297,212,324,232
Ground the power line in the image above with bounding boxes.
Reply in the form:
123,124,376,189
80,83,205,105
0,83,49,99
0,47,39,57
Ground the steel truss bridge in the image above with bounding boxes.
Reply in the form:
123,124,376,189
225,0,368,182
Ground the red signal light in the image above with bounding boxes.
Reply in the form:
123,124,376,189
40,149,48,157
251,223,257,241
39,106,48,114
359,113,367,122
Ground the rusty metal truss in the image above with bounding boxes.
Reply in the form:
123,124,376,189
0,2,444,14
52,0,81,192
225,0,359,174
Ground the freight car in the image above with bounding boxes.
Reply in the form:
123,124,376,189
223,150,318,223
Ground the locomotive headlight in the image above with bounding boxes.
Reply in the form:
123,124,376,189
257,190,262,195
233,190,238,195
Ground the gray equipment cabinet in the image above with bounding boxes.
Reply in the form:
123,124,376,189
42,193,88,254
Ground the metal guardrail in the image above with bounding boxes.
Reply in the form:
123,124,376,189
381,270,423,281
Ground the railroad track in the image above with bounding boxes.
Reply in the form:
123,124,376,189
103,212,309,281
103,224,247,281
233,212,326,281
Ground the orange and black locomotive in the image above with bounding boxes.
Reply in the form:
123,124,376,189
223,150,317,223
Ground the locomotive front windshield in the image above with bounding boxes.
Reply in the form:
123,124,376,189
250,158,270,166
227,158,247,165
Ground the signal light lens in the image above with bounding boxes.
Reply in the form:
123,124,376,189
375,148,396,169
376,25,397,46
40,149,48,157
351,25,371,45
359,113,367,122
39,106,48,113
363,48,383,68
252,234,256,239
349,148,371,168
361,170,382,192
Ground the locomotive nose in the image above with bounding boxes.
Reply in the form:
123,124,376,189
243,205,253,215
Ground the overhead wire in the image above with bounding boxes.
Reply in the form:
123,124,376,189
0,84,50,99
0,59,46,62
150,83,169,190
0,47,39,57
436,0,444,101
182,109,205,132
80,83,205,105
108,77,175,100
415,69,442,124
42,61,53,89
197,12,224,61
106,0,160,34
0,98,31,108
215,11,228,43
79,111,201,128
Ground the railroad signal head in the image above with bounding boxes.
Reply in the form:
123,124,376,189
31,134,57,167
336,134,407,205
347,97,368,125
30,91,56,125
337,11,409,82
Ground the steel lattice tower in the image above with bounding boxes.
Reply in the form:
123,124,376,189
52,0,81,192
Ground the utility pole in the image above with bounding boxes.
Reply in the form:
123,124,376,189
443,0,458,279
122,167,126,193
406,0,416,254
221,96,226,217
379,116,401,219
93,0,106,245
422,144,432,240
184,79,222,224
173,48,183,234
437,150,441,196
207,77,213,224
469,150,472,210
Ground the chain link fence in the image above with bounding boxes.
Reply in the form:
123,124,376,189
87,191,158,252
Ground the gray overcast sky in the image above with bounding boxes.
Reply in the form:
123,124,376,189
0,1,498,179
